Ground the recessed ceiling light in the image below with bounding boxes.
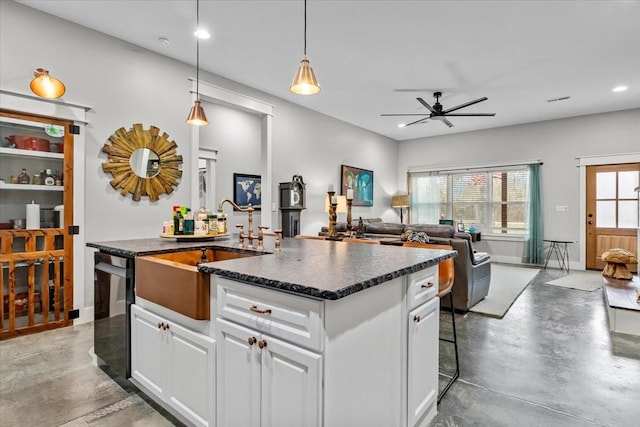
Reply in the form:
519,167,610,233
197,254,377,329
398,123,406,128
612,85,628,92
195,28,210,39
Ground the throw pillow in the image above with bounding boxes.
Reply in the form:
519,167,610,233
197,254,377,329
406,231,430,244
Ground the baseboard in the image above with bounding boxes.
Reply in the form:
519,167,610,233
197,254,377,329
77,306,93,324
489,255,581,271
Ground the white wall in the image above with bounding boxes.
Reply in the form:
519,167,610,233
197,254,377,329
0,1,398,323
398,108,640,265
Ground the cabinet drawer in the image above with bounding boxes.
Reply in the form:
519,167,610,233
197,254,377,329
407,266,438,310
217,278,324,352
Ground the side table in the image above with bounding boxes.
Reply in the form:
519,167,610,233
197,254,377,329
543,239,574,272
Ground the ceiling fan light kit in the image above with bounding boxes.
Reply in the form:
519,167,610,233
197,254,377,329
186,0,208,126
382,91,495,128
290,0,320,95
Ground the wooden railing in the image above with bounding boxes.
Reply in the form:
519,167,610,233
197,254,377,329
0,229,70,339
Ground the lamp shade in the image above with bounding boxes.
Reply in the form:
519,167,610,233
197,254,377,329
186,100,208,126
290,58,321,95
391,194,410,208
30,68,65,99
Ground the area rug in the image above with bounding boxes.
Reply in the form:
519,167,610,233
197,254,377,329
544,270,603,292
469,264,540,319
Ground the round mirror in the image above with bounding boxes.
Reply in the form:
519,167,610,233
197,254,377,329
102,124,183,201
129,147,160,178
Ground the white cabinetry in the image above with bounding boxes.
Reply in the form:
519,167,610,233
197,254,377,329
216,278,322,427
216,318,322,427
131,304,215,427
407,297,439,427
406,267,439,427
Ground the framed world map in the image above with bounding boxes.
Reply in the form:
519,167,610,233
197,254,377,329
233,173,262,210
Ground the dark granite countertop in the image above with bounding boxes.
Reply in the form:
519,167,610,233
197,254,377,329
86,236,253,258
88,237,456,300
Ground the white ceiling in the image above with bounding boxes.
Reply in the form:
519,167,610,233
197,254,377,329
18,0,640,141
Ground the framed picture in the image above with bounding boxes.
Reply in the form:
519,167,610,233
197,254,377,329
233,173,262,210
341,165,373,207
457,222,465,232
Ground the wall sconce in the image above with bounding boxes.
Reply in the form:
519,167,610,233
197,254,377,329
391,194,410,224
30,68,66,99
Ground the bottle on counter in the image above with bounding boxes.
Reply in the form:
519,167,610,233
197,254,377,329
208,214,218,235
173,207,184,235
194,207,210,235
44,169,55,186
17,168,30,184
217,212,227,234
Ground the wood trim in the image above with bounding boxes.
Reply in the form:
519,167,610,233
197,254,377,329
1,109,75,338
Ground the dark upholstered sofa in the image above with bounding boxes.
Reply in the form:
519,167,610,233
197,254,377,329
320,219,491,312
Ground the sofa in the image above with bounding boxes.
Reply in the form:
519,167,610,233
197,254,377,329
320,219,491,312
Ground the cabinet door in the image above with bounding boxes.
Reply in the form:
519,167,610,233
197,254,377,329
131,304,166,399
216,318,261,427
260,334,322,427
407,297,439,427
166,320,215,427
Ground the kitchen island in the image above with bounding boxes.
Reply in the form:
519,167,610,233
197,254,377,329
88,236,456,427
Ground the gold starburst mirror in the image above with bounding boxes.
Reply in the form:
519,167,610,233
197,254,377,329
101,123,183,201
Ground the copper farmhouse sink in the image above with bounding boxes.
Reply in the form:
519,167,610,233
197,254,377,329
136,249,255,320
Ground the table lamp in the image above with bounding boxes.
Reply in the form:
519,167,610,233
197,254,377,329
391,194,410,224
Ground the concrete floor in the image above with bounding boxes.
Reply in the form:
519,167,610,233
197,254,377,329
1,268,639,426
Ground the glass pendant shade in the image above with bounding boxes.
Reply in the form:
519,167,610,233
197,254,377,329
186,100,208,126
30,68,65,99
290,57,320,95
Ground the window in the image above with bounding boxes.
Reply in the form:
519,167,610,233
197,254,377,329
409,167,531,235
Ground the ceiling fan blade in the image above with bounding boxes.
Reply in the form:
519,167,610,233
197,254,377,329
416,97,437,114
440,117,454,128
380,114,431,116
405,117,431,126
442,97,488,114
443,113,496,116
430,116,454,127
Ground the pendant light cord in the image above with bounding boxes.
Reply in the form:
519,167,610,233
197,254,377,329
196,0,200,100
303,0,307,56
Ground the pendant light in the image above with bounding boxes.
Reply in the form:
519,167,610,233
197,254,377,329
290,0,320,95
30,68,66,99
186,0,208,126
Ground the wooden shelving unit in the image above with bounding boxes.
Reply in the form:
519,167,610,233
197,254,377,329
0,110,75,339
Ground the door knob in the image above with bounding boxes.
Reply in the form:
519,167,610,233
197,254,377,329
248,337,256,346
258,339,267,349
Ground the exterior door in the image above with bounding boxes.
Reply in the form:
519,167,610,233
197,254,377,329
586,163,639,271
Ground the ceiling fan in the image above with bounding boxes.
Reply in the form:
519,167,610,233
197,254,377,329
381,91,495,128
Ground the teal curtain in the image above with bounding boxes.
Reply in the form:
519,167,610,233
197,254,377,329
523,163,544,264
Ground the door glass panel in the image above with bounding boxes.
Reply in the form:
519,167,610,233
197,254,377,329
596,201,616,227
618,171,639,199
618,200,638,228
596,172,616,199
